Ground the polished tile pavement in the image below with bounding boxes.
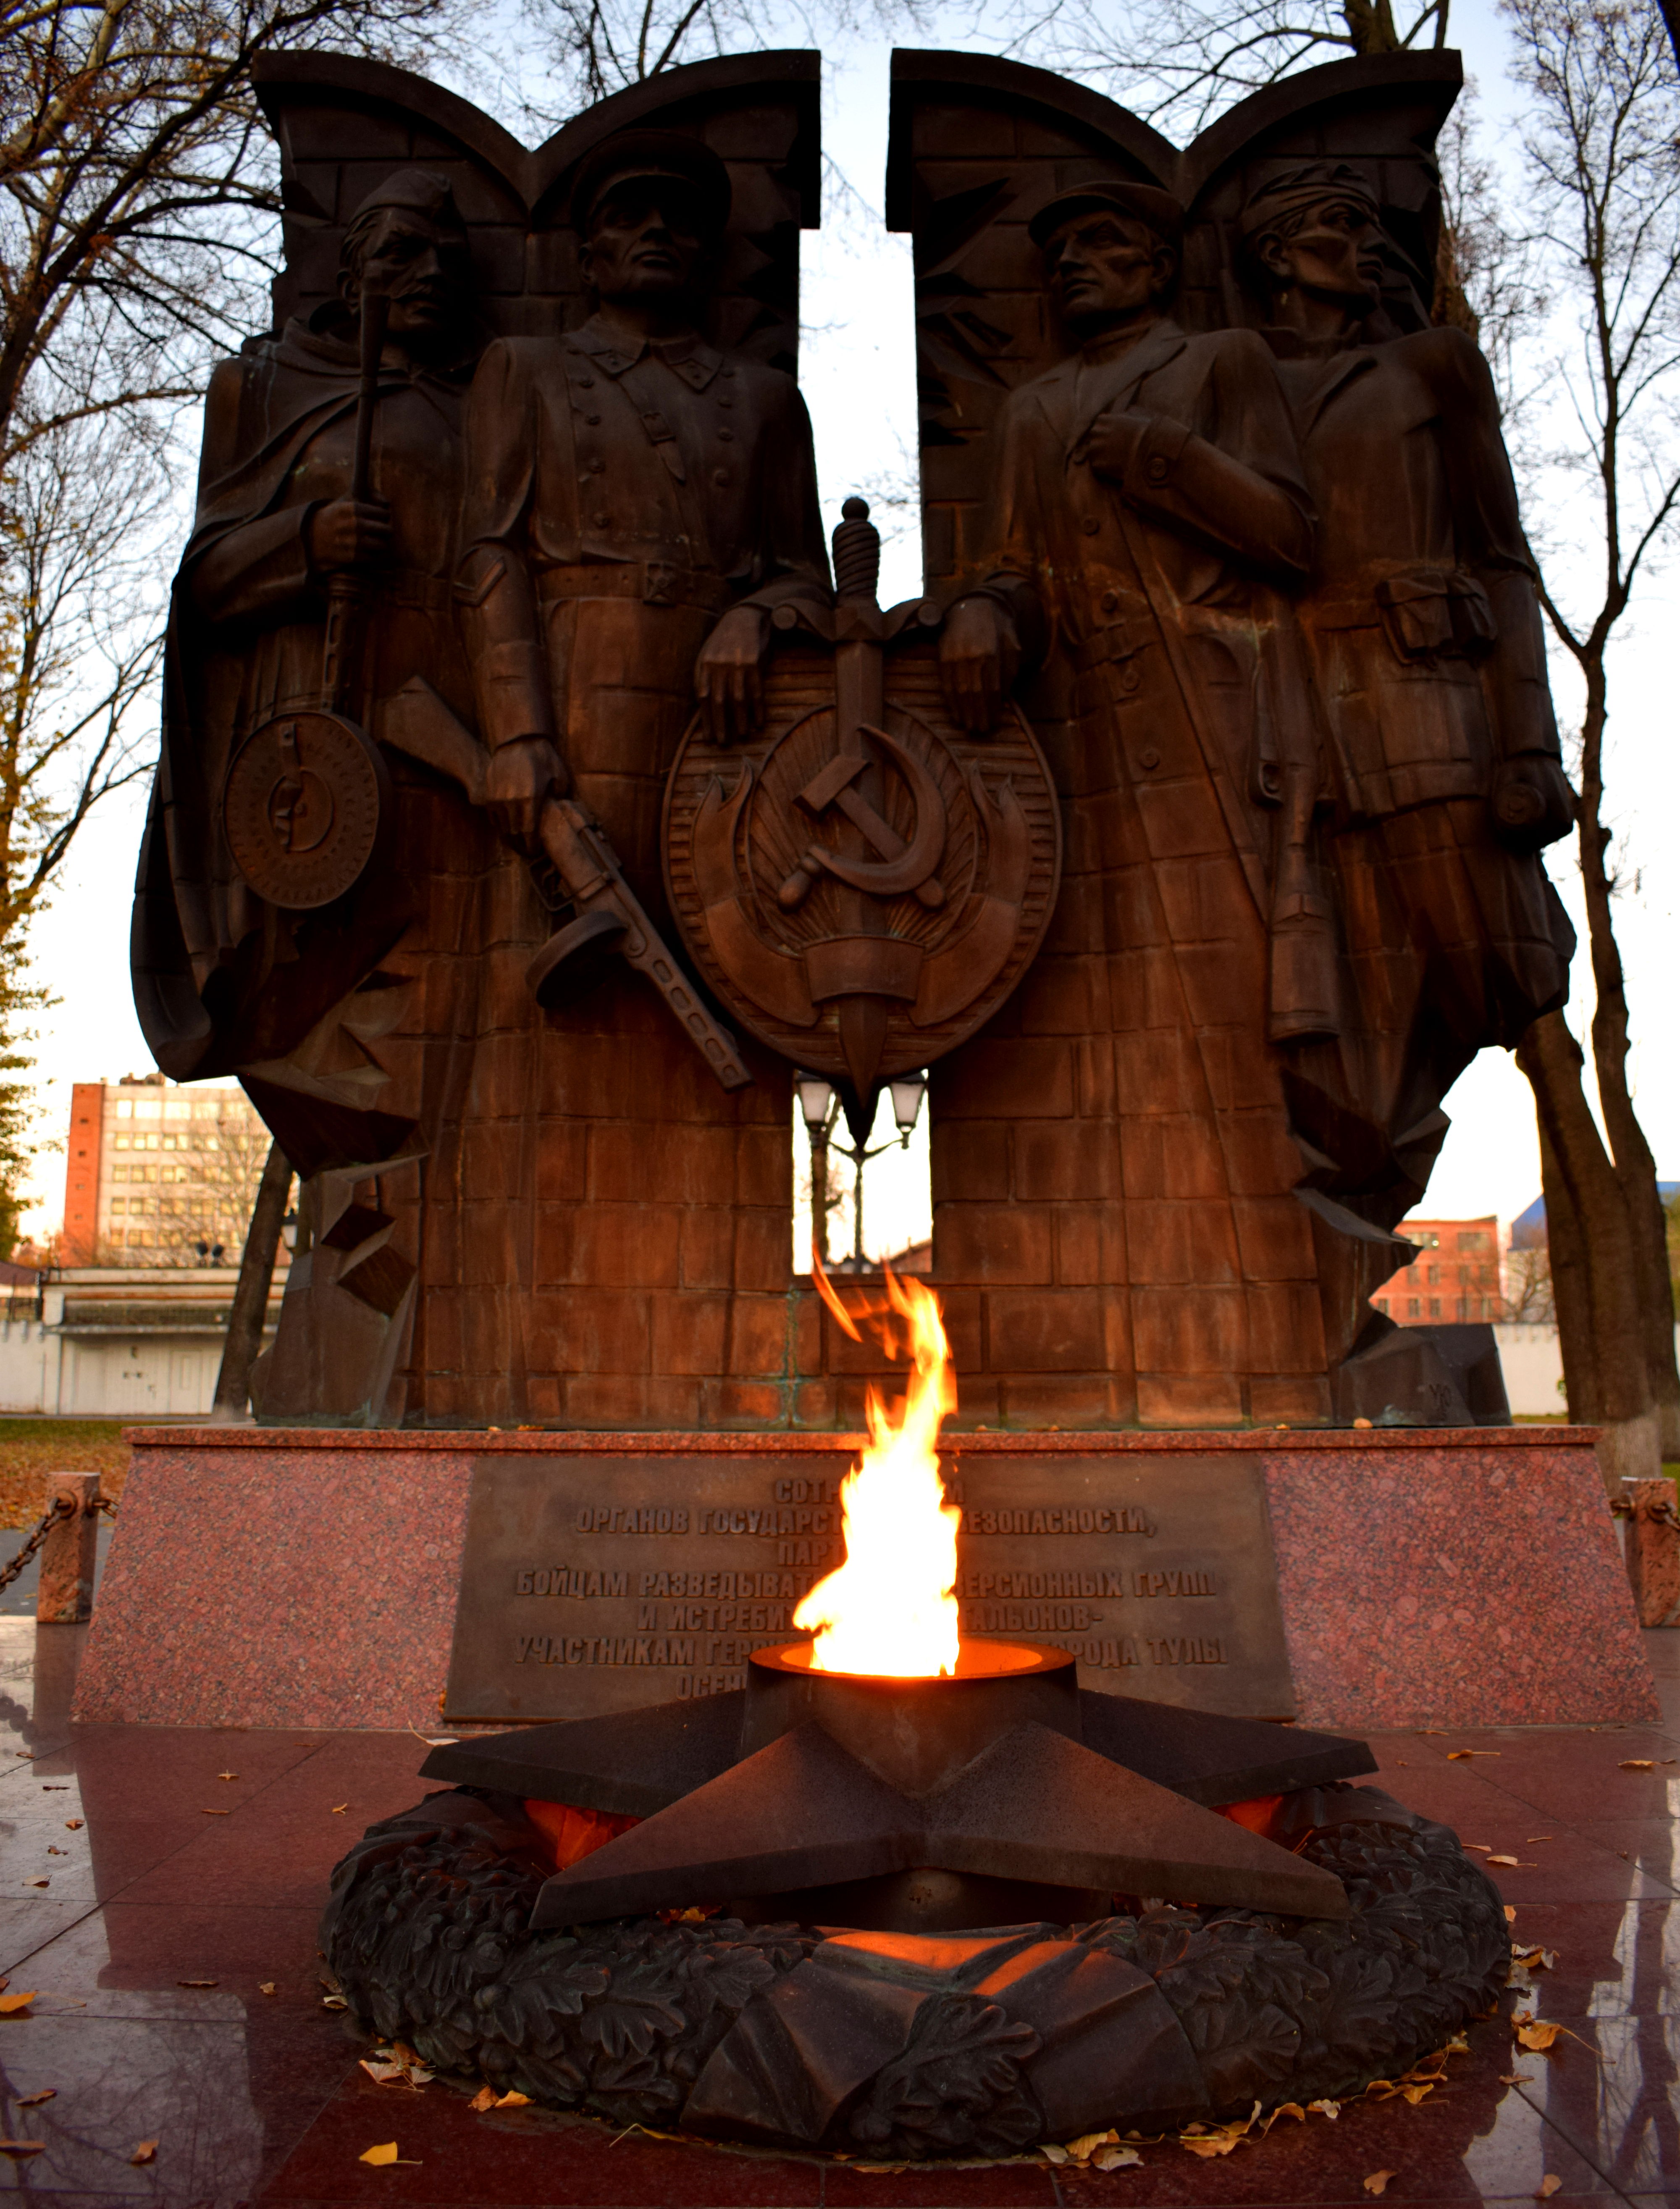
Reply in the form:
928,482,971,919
0,1621,1677,2204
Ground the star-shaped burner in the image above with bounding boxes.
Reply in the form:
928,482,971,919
423,1641,1374,1933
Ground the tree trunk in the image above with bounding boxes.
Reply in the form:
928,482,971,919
1517,1011,1658,1488
1573,650,1679,1457
1537,1118,1599,1419
208,1141,292,1426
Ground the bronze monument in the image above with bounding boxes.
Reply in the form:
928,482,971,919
133,46,1572,1432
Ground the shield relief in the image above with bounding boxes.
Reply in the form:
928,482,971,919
664,612,1062,1098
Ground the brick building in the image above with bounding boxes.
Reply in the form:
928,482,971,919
60,1074,281,1266
1373,1216,1501,1324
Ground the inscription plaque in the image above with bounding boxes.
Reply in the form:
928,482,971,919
443,1452,1295,1723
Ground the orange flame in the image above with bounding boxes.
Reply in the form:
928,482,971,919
794,1260,961,1677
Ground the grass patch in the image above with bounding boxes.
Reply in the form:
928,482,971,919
0,1422,130,1530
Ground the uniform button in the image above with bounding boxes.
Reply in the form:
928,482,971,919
717,428,735,442
1100,590,1118,613
587,458,605,473
713,468,730,486
593,510,610,527
1122,665,1142,695
1147,455,1170,484
717,394,735,408
1139,745,1160,768
1082,516,1100,534
571,376,594,389
585,413,601,425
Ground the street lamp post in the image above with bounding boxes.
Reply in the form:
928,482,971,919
795,1073,927,1269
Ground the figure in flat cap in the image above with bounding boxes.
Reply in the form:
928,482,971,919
937,177,1333,1425
1242,162,1575,1318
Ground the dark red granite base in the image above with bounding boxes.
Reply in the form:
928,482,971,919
72,1425,1655,1732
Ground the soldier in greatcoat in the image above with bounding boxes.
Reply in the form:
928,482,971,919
937,180,1338,1424
134,168,482,1081
1241,164,1575,1235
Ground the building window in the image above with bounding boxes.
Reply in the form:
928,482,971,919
1376,1297,1389,1314
1429,1298,1441,1316
1407,1297,1420,1316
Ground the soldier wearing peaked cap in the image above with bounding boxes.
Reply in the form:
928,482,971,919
423,126,833,1424
456,129,831,869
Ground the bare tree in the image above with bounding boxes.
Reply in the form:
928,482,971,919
1489,0,1680,1478
517,0,929,126
0,0,468,473
1011,0,1452,138
150,1101,276,1262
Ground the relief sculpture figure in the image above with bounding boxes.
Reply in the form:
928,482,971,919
1241,163,1576,1337
938,180,1332,1425
134,168,479,1079
441,129,833,1425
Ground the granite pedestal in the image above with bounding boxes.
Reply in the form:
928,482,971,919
72,1425,1654,1732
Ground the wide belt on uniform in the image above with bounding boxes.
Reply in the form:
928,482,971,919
536,560,731,615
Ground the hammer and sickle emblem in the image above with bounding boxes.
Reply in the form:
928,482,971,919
265,721,333,855
777,725,948,911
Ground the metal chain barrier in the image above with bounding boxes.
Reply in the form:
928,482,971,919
1611,1491,1680,1528
0,1497,77,1597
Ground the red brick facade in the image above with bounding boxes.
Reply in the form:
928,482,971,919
60,1083,104,1264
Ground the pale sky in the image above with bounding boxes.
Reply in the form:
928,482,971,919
16,0,1677,1261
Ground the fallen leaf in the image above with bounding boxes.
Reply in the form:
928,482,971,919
1448,1749,1500,1759
469,2085,497,2112
1309,2098,1341,2117
1501,2073,1536,2084
200,1809,230,1817
63,1821,80,1832
39,1786,65,1791
44,1848,62,1857
1364,2173,1397,2197
1526,1838,1553,1844
1619,1759,1654,1770
22,1880,46,1889
13,1750,31,1759
1065,2130,1117,2161
1040,2143,1070,2164
0,1994,37,2015
330,1804,347,1815
425,1737,457,1747
0,2141,43,2156
360,2059,407,2085
1396,2082,1435,2106
176,1980,217,1989
1463,1843,1493,1854
1488,1856,1530,1868
15,2091,52,2107
1444,2035,1470,2053
259,1982,277,1996
360,2143,399,2167
1515,2021,1566,2051
217,1772,238,1781
320,1993,348,2012
1095,2146,1143,2169
130,2139,158,2164
1536,2180,1562,2200
494,2090,530,2108
1505,1906,1518,1923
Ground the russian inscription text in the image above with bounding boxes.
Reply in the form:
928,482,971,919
444,1451,1294,1722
